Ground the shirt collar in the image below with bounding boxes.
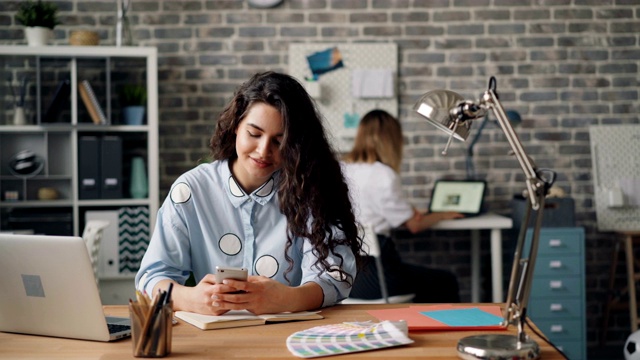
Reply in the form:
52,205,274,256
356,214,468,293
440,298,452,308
222,159,279,207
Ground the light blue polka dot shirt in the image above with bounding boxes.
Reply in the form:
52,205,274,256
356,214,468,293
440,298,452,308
135,159,356,307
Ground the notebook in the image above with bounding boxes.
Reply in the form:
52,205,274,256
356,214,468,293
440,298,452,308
428,180,487,216
0,233,131,341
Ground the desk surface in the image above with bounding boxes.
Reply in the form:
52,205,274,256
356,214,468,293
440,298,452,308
0,304,564,359
430,213,513,230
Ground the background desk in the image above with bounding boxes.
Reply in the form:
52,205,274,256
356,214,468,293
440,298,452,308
0,304,564,359
430,213,513,303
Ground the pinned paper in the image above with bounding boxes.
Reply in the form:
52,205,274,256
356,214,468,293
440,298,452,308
351,69,395,98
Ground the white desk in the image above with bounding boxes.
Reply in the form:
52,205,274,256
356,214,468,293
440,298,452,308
430,213,513,303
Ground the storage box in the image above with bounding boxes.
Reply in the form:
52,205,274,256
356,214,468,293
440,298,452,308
510,196,575,231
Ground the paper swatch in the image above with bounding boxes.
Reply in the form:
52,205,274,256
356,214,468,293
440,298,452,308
287,320,413,358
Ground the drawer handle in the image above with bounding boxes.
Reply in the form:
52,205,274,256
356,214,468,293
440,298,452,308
550,280,563,289
549,239,562,247
550,324,563,333
549,260,562,268
550,303,563,311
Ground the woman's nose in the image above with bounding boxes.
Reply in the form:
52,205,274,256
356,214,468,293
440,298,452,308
256,138,271,156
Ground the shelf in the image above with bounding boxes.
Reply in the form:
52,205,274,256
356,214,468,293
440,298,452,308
78,198,152,207
0,200,73,208
0,45,156,58
0,124,151,133
0,46,159,236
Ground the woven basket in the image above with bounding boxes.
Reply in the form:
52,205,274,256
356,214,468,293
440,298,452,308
70,31,100,46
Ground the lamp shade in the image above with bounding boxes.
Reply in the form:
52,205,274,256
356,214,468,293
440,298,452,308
413,89,471,141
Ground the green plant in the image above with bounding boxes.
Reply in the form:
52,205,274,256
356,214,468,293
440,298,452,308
15,0,60,29
119,84,147,107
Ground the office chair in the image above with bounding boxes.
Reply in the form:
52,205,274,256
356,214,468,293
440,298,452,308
82,220,110,286
342,224,415,304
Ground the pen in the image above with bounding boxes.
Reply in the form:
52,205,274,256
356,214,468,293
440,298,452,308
163,283,173,306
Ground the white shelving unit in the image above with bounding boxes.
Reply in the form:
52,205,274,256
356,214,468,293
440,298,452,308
0,45,159,303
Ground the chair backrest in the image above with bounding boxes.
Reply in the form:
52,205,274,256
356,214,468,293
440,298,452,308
360,223,381,257
341,224,415,304
82,220,110,285
361,224,389,302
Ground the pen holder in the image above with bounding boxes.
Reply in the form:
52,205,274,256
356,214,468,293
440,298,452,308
129,300,173,357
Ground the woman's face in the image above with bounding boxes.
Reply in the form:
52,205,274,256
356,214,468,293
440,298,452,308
232,102,284,194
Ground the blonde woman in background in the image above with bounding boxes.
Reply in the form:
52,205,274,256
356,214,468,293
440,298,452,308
342,109,462,303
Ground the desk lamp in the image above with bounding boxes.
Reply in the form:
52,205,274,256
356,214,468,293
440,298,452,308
465,109,522,180
414,76,556,360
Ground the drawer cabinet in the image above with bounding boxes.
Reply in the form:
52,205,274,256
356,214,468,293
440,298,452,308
525,227,585,360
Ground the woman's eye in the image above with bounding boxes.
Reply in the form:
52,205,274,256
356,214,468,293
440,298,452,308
248,131,260,138
273,139,281,146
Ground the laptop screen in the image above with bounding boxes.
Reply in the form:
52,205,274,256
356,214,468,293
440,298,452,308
428,180,487,215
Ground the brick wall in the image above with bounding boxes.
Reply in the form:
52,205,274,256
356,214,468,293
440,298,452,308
2,0,639,350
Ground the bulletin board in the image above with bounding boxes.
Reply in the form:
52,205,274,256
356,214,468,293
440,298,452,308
589,124,640,231
289,43,398,153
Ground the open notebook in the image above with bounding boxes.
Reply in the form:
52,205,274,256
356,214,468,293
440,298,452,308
175,310,323,330
0,233,131,341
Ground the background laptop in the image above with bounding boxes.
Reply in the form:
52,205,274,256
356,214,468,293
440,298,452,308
428,179,487,216
0,233,131,341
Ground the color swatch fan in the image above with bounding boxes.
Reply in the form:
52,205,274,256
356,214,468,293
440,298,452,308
286,320,413,358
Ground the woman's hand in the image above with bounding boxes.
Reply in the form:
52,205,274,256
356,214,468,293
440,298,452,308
404,208,465,233
157,275,323,315
435,211,465,221
213,276,323,315
157,275,240,316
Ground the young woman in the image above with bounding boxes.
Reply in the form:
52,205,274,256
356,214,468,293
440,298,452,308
136,72,362,315
342,109,462,303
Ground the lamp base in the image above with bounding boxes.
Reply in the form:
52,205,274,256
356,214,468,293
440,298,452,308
457,334,540,360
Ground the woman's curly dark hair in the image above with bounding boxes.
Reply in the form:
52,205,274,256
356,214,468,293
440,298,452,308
210,71,363,284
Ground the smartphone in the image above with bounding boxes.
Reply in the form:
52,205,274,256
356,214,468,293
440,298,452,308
214,266,248,283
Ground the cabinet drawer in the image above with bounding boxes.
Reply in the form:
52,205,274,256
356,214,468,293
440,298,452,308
552,340,584,360
528,298,583,319
534,319,583,340
531,276,582,298
526,228,584,256
533,255,582,276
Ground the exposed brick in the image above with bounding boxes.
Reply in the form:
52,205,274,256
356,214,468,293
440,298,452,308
433,11,471,22
350,12,387,22
280,26,317,37
391,12,429,23
239,26,277,37
448,24,485,36
308,13,347,23
330,0,367,9
488,24,526,34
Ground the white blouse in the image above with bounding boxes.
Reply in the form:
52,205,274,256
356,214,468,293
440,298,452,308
342,161,414,236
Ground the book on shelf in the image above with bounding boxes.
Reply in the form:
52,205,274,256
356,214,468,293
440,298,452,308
174,310,323,330
78,80,108,125
41,79,71,123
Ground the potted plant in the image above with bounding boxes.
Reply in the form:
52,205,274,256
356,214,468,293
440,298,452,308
119,84,147,125
15,0,61,46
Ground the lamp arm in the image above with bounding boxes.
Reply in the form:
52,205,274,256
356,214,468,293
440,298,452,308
480,89,546,210
477,77,556,343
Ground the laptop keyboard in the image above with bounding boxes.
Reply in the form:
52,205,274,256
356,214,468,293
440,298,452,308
108,323,131,334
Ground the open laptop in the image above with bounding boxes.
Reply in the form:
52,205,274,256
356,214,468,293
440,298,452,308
0,233,131,341
428,179,487,217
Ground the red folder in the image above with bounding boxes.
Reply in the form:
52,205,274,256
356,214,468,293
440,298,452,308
367,304,507,331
